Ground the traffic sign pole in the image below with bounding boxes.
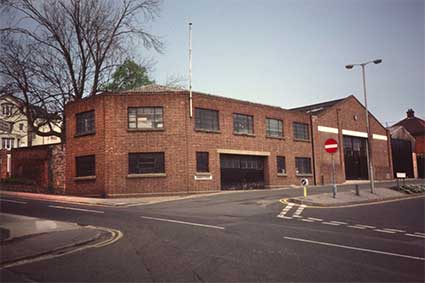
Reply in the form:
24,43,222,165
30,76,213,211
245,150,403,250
325,138,338,198
331,154,337,198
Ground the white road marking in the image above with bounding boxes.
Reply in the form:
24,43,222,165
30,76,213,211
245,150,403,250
301,219,315,222
283,236,425,261
277,215,293,219
141,216,225,230
322,222,341,226
374,229,396,234
348,225,367,229
354,225,376,229
48,205,104,214
0,199,27,204
405,233,425,239
414,232,425,236
329,221,347,225
382,228,406,233
277,203,294,218
307,217,323,221
293,205,306,217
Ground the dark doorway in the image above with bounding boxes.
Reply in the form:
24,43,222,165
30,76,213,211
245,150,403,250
220,154,265,190
391,138,414,178
343,136,369,180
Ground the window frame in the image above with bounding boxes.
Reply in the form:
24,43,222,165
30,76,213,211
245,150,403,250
196,152,209,173
128,152,165,175
75,110,95,136
75,155,96,177
2,103,14,116
128,107,164,131
233,113,254,135
295,157,312,175
194,108,220,132
293,122,310,141
276,156,286,175
1,137,14,150
266,118,283,138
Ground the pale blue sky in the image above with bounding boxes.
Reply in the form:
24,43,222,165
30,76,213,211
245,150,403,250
143,0,424,126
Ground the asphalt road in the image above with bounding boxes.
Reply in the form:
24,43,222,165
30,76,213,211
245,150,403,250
0,186,424,282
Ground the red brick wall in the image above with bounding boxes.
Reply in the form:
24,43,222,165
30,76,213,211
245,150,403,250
11,145,49,191
65,92,313,196
312,96,392,184
188,93,313,191
64,93,393,197
415,135,425,154
0,149,9,179
65,95,106,196
10,144,65,193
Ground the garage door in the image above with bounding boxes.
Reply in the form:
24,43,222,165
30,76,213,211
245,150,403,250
343,136,369,180
220,154,265,190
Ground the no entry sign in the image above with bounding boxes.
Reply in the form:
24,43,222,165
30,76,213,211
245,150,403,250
324,138,338,154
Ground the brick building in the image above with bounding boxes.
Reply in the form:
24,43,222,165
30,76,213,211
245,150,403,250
65,85,393,197
390,109,425,178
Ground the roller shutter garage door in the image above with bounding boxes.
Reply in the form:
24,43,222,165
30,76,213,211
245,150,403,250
220,154,265,190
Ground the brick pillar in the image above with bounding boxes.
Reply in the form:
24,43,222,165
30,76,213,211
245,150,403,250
0,149,9,179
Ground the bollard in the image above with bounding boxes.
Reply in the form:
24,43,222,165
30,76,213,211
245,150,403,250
355,184,360,196
304,186,308,198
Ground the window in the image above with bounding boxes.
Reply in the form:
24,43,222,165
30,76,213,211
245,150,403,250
19,123,24,131
266,118,283,137
195,108,219,131
293,122,310,140
76,155,95,177
76,110,95,135
295,157,312,175
2,103,14,116
233,113,254,134
128,152,165,174
277,156,286,174
128,107,163,130
2,138,14,149
196,152,209,172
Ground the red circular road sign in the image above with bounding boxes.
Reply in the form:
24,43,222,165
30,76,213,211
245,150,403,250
324,138,338,154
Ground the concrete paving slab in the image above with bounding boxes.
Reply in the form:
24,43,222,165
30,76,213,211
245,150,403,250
288,187,423,207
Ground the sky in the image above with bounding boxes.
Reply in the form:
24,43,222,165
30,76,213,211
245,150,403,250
142,0,424,126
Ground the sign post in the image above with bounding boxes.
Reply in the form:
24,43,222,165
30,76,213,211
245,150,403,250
301,178,309,198
325,138,338,198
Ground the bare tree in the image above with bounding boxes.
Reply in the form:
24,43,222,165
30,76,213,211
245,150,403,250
0,0,162,142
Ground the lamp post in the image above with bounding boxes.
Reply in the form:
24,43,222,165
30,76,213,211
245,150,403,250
345,59,382,194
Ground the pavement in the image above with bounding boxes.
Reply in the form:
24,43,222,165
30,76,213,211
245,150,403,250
0,213,113,268
2,179,423,208
287,186,424,207
0,190,220,207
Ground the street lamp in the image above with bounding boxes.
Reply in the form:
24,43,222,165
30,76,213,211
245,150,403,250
345,59,382,194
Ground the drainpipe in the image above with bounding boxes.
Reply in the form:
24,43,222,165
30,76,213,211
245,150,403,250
310,115,317,185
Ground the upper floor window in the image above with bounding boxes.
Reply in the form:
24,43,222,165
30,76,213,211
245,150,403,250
277,156,286,174
195,108,219,131
295,157,312,175
76,155,95,177
19,123,24,131
1,138,14,150
128,152,165,174
128,107,163,130
76,110,95,136
196,152,209,172
2,103,14,116
233,113,253,134
266,118,283,138
293,122,309,140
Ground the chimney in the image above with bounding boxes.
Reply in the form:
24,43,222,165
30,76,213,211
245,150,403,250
407,109,415,118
